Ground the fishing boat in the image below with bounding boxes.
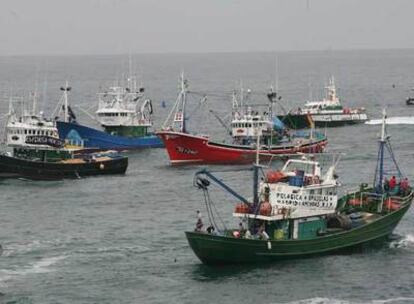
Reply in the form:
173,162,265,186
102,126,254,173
56,77,163,151
1,95,128,180
278,77,368,128
406,88,414,105
156,75,327,165
186,109,412,264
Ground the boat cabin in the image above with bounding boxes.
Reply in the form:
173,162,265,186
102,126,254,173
6,114,61,150
231,106,278,142
233,158,339,240
96,83,153,133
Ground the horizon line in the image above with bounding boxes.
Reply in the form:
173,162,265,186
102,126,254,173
0,47,413,58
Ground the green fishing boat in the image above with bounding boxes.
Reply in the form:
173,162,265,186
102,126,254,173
186,110,412,265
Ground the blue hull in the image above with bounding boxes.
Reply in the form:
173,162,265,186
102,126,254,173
56,121,164,150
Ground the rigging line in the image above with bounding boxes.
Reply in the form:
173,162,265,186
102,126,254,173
188,90,233,97
203,188,217,228
204,167,253,174
386,141,403,177
201,189,213,226
185,96,207,120
206,190,227,231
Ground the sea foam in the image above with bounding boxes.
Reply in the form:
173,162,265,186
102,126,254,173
365,116,414,125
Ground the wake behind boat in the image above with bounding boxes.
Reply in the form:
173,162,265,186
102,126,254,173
365,116,414,125
157,74,327,165
186,109,412,264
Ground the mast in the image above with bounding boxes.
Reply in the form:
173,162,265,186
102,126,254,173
60,81,71,123
253,130,260,205
161,72,188,132
64,81,69,123
32,90,37,116
375,109,387,192
180,72,187,133
240,80,244,109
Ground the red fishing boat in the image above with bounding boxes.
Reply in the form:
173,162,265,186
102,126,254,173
157,74,327,165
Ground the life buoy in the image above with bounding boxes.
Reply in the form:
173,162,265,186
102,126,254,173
384,198,401,211
348,198,362,206
266,170,286,183
259,201,272,216
234,203,249,213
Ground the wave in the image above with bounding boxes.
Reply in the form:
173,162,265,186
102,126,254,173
74,245,150,255
1,238,69,257
389,234,414,249
284,297,414,304
365,116,414,125
2,240,43,257
0,255,66,285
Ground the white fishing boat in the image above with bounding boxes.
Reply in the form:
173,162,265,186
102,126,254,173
278,76,368,128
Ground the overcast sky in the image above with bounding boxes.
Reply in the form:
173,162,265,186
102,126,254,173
0,0,413,55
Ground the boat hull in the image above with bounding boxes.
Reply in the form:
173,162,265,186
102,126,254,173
0,153,128,180
278,113,368,129
156,131,327,165
186,199,412,264
57,121,164,151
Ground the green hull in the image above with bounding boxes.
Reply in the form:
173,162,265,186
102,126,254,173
186,196,412,265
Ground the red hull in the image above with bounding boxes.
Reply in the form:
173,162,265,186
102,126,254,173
156,131,327,165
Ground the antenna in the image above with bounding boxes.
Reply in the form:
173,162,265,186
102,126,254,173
381,108,386,142
240,79,244,108
308,76,313,101
275,55,279,92
60,81,71,123
41,73,48,116
32,73,39,116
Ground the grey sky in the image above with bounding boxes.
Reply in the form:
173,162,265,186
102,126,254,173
0,0,413,55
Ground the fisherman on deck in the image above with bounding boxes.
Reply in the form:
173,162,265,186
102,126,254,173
258,224,270,240
389,176,397,190
206,225,215,234
400,177,410,195
238,222,246,237
195,210,203,232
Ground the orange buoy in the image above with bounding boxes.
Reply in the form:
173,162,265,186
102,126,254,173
260,201,272,216
235,203,249,214
384,198,401,211
266,170,286,183
348,198,362,206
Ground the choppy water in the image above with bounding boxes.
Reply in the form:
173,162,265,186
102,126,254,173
0,50,414,303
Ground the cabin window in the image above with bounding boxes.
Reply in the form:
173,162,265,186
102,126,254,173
24,130,27,134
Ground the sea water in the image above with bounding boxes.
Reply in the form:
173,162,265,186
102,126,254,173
0,50,413,303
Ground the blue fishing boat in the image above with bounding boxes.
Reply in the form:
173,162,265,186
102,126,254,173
56,120,163,151
55,79,163,151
